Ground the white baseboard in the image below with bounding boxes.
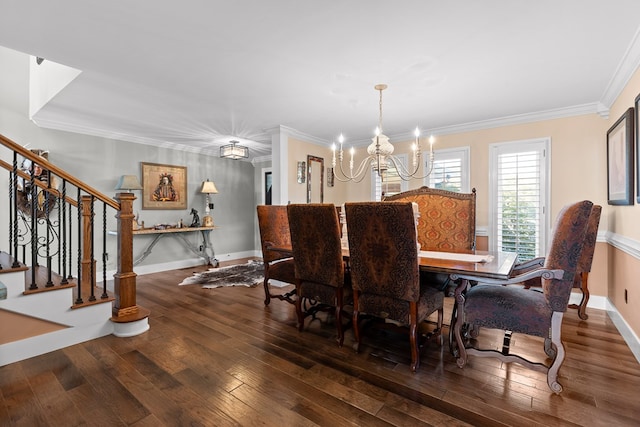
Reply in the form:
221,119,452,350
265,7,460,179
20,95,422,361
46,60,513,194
606,299,640,364
99,250,262,281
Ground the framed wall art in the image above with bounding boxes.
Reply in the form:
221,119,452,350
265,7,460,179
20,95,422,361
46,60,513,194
636,94,640,203
607,107,634,205
141,162,188,210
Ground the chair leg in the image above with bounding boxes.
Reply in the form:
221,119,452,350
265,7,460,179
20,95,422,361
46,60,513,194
547,312,566,394
409,303,420,372
335,288,344,347
436,307,444,347
294,282,305,332
263,276,271,306
568,272,589,320
352,293,361,352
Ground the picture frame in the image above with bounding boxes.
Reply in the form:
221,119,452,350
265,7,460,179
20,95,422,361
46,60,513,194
607,107,634,205
297,161,306,184
636,94,640,203
327,167,334,187
141,162,188,210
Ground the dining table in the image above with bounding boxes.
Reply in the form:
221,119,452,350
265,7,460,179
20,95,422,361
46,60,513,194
266,243,519,357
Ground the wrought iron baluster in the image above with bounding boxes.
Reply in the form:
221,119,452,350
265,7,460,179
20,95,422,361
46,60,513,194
75,188,83,305
61,180,69,284
102,201,108,299
45,170,53,287
89,195,96,302
29,167,37,290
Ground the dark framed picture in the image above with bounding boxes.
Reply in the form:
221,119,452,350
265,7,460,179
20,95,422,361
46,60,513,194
636,94,640,203
141,162,188,210
607,107,634,205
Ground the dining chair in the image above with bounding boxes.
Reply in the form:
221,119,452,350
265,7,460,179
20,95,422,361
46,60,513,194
345,201,444,372
513,204,602,319
382,186,476,253
256,205,297,306
451,200,593,393
287,203,351,346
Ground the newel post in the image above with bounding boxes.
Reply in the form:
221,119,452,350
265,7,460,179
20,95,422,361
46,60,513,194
111,192,150,333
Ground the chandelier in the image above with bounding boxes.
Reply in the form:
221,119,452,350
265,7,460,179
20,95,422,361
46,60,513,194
331,84,434,182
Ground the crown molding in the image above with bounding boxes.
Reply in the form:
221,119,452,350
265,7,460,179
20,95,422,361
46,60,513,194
264,125,329,146
424,103,604,137
600,25,640,108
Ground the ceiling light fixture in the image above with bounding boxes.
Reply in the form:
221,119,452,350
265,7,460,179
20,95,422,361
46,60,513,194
331,84,435,182
220,140,249,160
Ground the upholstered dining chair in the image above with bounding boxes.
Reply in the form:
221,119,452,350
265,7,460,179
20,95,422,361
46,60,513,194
345,202,444,372
451,200,593,393
256,205,297,306
287,203,351,346
513,204,602,320
382,186,476,253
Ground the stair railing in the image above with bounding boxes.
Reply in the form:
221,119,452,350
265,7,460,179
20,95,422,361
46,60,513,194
0,133,148,323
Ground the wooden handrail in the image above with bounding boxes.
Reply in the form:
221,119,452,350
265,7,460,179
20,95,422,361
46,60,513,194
0,133,119,210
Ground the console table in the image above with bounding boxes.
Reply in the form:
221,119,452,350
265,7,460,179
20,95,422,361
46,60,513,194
109,226,219,267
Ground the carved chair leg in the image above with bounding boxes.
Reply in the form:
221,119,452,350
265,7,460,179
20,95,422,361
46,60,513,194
294,282,305,332
409,303,420,372
335,288,344,347
568,272,590,320
352,292,361,352
263,276,271,306
547,312,565,394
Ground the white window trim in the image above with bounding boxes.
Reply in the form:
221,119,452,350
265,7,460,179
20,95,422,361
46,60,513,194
424,146,471,192
371,153,409,200
488,137,551,256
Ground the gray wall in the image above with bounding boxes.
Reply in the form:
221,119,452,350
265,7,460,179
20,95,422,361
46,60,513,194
0,46,257,272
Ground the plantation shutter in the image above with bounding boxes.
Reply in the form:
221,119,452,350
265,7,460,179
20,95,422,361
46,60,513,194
490,139,549,261
426,147,470,193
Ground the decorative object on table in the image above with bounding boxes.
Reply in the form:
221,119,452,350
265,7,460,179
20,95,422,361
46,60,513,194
189,208,200,227
141,162,187,210
331,84,435,183
306,155,324,203
200,179,218,227
220,140,249,159
178,260,271,289
296,161,306,184
606,107,634,205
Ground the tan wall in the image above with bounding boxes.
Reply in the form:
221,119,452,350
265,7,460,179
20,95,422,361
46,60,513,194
288,66,640,339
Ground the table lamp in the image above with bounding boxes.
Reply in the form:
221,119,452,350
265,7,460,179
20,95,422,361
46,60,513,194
114,175,143,193
200,179,218,227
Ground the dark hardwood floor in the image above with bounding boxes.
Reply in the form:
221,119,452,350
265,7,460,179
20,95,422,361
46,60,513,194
2,258,640,426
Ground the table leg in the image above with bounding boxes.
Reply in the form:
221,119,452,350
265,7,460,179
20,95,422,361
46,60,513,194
200,230,218,267
133,235,163,266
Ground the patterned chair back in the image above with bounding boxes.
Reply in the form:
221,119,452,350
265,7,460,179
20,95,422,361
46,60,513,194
287,204,344,289
383,186,476,252
576,205,602,277
542,200,593,311
346,202,420,302
257,205,292,264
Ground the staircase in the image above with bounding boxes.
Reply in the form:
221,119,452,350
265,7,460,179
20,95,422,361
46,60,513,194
0,134,149,366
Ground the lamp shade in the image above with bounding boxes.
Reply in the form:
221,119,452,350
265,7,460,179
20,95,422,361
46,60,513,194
115,175,143,192
201,179,219,194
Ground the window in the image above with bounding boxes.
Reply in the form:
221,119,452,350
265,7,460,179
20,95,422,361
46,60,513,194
424,147,470,192
372,154,408,201
489,138,550,261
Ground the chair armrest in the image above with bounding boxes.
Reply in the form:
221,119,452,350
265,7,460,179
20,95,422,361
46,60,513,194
450,267,564,286
512,257,545,274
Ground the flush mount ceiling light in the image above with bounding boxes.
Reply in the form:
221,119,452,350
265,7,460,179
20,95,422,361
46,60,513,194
220,140,249,160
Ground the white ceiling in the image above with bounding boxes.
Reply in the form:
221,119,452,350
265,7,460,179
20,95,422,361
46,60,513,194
2,1,640,161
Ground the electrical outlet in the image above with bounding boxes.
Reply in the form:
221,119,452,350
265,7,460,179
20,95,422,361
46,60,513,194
625,289,628,304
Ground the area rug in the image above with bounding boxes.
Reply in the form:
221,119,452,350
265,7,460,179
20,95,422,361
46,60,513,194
179,260,265,289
